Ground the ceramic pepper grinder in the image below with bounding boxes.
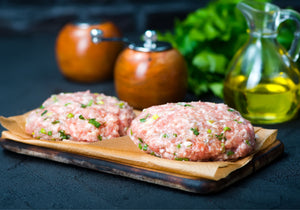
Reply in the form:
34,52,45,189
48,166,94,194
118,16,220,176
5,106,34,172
55,21,123,82
113,30,188,109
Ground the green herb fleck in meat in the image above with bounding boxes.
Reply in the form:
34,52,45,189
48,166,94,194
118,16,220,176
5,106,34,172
138,143,142,150
245,139,251,146
79,115,85,120
117,102,124,108
140,114,150,122
52,120,60,124
87,100,94,106
177,102,193,107
228,108,235,112
40,128,46,134
52,95,58,102
215,133,223,140
191,127,199,136
41,110,48,116
234,119,242,123
175,157,189,161
221,142,225,153
59,130,71,140
227,150,234,156
67,113,74,118
162,134,168,138
138,138,143,143
97,135,102,141
88,119,101,128
143,144,148,151
177,144,181,149
223,126,231,132
48,131,52,136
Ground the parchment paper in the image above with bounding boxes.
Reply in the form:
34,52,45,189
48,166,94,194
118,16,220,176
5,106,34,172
0,112,278,181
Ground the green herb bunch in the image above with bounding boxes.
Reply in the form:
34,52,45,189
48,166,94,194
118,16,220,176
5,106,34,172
158,0,273,98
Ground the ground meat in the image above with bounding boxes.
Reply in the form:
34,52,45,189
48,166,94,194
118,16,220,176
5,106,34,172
127,101,256,161
25,90,135,142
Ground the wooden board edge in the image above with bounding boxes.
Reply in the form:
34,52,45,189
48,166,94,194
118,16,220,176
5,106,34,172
0,138,284,194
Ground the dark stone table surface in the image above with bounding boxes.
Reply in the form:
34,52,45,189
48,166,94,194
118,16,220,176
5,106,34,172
0,34,299,209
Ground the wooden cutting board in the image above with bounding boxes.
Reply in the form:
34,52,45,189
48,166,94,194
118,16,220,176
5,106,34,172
0,138,284,194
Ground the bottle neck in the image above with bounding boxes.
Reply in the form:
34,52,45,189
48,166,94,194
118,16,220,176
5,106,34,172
249,29,278,39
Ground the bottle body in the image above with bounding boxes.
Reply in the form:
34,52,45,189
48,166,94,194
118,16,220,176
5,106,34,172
224,36,300,124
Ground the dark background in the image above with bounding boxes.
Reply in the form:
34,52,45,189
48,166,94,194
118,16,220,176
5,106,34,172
0,0,300,37
0,0,300,209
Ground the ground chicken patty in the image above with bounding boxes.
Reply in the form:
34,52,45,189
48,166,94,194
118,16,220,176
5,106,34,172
128,102,256,161
26,90,135,142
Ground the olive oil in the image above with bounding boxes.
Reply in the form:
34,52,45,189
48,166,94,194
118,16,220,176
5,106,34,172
224,75,300,124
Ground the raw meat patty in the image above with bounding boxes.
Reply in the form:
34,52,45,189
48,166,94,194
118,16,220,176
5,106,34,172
128,102,256,161
26,90,135,142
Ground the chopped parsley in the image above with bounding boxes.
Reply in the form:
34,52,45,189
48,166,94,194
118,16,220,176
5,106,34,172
175,157,190,161
234,119,242,123
41,110,48,116
221,142,225,153
64,103,71,106
152,114,159,120
138,143,143,150
40,105,45,109
138,138,143,143
173,133,178,137
223,126,231,132
67,113,74,118
59,130,70,140
177,102,193,107
52,120,60,124
118,102,124,108
81,100,94,108
140,114,150,122
162,134,168,138
79,115,85,120
40,128,46,134
177,144,181,149
87,100,94,106
97,135,102,141
245,139,251,146
88,119,101,128
228,108,235,112
48,131,52,136
191,127,199,136
227,150,234,156
143,144,148,151
215,133,224,140
52,95,58,102
97,100,104,105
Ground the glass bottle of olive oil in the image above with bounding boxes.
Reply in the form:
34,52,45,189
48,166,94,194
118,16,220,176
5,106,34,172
224,75,300,124
224,1,300,124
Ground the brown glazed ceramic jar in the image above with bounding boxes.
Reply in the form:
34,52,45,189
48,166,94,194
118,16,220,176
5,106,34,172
55,21,123,82
114,30,188,109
